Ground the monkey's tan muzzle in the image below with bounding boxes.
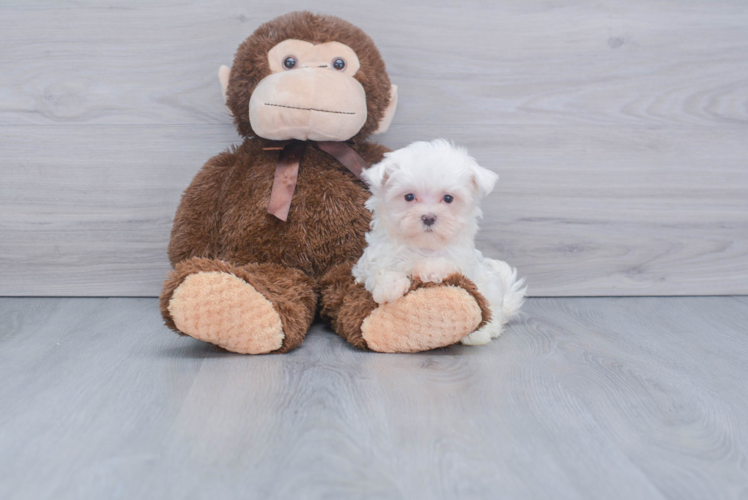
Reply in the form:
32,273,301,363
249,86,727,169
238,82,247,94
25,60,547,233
249,68,368,142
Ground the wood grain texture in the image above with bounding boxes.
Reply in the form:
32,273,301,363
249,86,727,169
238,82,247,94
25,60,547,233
1,0,747,296
1,124,746,296
1,297,747,499
1,0,747,128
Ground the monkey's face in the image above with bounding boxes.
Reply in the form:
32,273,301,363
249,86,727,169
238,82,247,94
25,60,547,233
223,12,398,142
248,40,368,142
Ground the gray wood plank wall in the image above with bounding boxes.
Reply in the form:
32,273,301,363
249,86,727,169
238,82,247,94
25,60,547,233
1,0,747,297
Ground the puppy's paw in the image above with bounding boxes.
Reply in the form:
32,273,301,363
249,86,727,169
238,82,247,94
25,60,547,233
461,328,491,345
461,319,502,345
372,273,411,304
412,258,461,283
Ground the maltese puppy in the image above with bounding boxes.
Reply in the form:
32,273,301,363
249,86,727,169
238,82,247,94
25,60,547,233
353,139,526,345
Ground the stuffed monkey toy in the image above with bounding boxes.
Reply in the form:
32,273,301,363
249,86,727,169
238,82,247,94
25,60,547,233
159,11,490,354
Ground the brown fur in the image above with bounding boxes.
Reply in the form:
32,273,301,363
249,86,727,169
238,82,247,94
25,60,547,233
318,260,377,350
167,140,389,279
161,12,486,353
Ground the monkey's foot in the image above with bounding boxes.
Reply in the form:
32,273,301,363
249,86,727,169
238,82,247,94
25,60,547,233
168,271,284,354
361,283,484,353
161,258,317,354
321,265,491,353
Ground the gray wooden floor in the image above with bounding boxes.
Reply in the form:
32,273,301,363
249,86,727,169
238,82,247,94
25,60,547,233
1,297,747,499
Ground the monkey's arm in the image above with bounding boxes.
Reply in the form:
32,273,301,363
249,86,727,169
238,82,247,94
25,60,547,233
167,149,236,266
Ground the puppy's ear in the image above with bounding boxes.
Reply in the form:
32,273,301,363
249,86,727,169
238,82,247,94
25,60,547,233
471,162,499,197
363,154,398,191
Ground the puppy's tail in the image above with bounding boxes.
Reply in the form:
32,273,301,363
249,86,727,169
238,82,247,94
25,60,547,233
485,259,526,323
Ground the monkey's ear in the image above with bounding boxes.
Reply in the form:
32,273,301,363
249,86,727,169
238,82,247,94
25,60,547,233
218,65,233,117
362,153,398,191
471,162,499,197
372,84,398,135
218,65,231,103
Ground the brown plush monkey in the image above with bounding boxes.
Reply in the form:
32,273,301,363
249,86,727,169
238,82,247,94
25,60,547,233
159,12,490,354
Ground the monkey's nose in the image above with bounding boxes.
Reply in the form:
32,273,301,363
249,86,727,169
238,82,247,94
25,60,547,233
422,215,437,226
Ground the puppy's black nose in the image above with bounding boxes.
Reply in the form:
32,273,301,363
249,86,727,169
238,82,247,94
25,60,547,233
422,215,437,226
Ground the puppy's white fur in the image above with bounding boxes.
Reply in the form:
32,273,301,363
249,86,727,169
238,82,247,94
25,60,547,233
353,139,526,345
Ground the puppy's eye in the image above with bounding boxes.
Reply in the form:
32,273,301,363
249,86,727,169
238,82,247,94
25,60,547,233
404,193,415,202
332,58,346,71
443,194,454,203
283,56,297,69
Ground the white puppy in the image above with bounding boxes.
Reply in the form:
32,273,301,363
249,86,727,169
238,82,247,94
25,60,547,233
353,139,526,345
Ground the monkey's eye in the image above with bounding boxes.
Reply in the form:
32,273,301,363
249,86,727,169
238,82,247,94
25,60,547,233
283,56,297,69
443,194,454,203
332,58,346,71
404,193,415,202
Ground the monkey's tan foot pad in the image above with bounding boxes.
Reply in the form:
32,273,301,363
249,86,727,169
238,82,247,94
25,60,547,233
361,286,482,353
168,271,284,354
